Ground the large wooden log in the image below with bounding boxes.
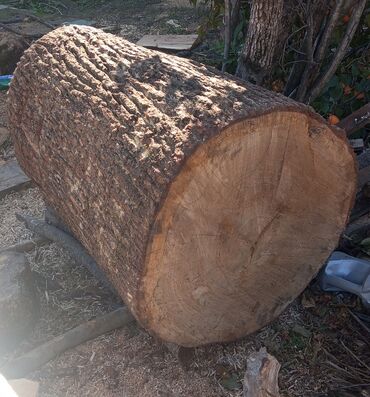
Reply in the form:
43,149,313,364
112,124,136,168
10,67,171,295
8,26,356,347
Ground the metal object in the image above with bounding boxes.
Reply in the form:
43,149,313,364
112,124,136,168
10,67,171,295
319,251,370,308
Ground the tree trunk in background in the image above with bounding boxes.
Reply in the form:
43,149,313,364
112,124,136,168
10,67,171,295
8,26,356,347
236,0,284,84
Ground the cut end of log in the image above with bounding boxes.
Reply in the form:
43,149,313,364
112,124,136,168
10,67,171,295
140,111,356,346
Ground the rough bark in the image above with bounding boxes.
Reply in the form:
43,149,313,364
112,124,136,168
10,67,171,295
236,0,284,84
8,26,356,346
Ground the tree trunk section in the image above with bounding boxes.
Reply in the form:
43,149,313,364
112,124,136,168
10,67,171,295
236,0,284,84
8,26,356,347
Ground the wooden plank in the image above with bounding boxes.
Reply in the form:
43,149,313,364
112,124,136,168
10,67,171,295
136,34,198,51
0,160,32,199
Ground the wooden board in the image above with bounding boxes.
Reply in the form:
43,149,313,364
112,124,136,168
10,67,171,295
0,160,32,199
136,34,198,51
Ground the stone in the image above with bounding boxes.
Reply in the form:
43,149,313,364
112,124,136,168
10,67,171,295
0,251,38,354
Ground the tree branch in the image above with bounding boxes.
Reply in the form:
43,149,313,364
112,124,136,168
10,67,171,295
283,25,308,96
296,5,314,102
222,0,241,72
222,0,231,72
230,0,241,31
305,0,367,103
314,0,345,65
300,0,345,98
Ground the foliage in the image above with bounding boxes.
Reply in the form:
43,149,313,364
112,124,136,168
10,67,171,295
190,0,249,72
190,0,369,122
311,13,369,119
190,0,225,37
212,13,247,71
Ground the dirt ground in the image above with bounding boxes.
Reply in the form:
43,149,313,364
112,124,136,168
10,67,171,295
0,1,369,396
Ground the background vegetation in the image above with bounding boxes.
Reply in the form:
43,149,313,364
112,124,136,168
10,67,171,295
192,0,369,121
